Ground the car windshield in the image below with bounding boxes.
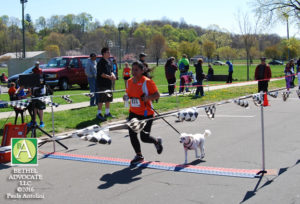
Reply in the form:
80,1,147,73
46,58,68,68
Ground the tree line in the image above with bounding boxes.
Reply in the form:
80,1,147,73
0,12,299,65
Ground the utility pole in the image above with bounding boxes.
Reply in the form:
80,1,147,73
118,26,124,69
20,0,28,58
283,12,290,60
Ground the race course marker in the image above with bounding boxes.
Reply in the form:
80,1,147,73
41,151,277,178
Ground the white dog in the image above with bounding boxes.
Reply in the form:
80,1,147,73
179,130,211,164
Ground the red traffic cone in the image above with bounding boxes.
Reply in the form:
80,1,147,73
263,92,269,106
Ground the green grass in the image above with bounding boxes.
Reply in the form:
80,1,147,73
0,78,287,140
0,64,287,112
0,63,289,141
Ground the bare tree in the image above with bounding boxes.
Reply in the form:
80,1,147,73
237,12,259,81
253,0,300,25
148,34,166,66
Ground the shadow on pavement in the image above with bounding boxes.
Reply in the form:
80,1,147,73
174,159,206,171
0,163,11,170
240,159,300,203
76,118,101,129
98,166,143,189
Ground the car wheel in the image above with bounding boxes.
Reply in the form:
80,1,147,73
59,78,69,90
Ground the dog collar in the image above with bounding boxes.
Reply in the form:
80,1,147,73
184,137,193,150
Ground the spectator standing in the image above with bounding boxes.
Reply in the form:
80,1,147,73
194,58,205,98
296,58,300,73
207,64,214,81
178,54,190,92
164,57,178,95
255,57,272,92
112,59,118,90
284,61,293,91
226,60,233,83
139,53,151,78
29,61,46,128
123,62,131,88
289,59,295,88
85,53,97,106
8,82,17,101
124,61,162,165
96,47,116,122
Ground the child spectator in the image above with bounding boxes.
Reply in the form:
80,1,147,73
15,85,29,100
207,64,214,81
123,62,131,88
8,82,17,101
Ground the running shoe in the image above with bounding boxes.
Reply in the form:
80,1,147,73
130,154,144,165
155,138,163,154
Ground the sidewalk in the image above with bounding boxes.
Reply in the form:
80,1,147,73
0,79,282,120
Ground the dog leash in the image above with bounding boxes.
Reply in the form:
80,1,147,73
152,108,181,135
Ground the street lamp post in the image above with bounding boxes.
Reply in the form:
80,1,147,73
283,12,290,60
20,0,28,58
118,26,124,69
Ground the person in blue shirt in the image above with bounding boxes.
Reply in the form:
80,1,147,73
85,53,97,106
112,59,118,90
226,60,233,83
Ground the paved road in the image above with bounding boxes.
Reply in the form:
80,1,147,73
0,92,299,204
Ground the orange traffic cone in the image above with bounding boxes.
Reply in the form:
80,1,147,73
263,92,269,106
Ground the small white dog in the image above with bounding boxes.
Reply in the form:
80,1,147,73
179,130,211,164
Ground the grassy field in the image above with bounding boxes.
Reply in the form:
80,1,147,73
0,78,287,139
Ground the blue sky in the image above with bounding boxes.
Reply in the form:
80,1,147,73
0,0,298,37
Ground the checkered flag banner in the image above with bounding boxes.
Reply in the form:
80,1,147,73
252,94,263,106
268,91,278,98
41,97,59,108
81,128,111,144
204,105,216,120
84,93,94,98
126,118,147,133
61,95,73,103
233,99,249,108
8,100,30,110
282,91,290,102
39,125,111,145
176,107,199,122
296,90,300,99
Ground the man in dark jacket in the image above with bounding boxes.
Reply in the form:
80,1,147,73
255,57,272,92
96,47,116,121
139,53,151,78
164,57,178,95
194,58,205,98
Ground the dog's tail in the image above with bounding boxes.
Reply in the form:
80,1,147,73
204,129,212,137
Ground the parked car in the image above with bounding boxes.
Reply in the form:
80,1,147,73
212,61,226,66
0,63,7,67
7,64,46,87
43,55,115,90
268,60,284,65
